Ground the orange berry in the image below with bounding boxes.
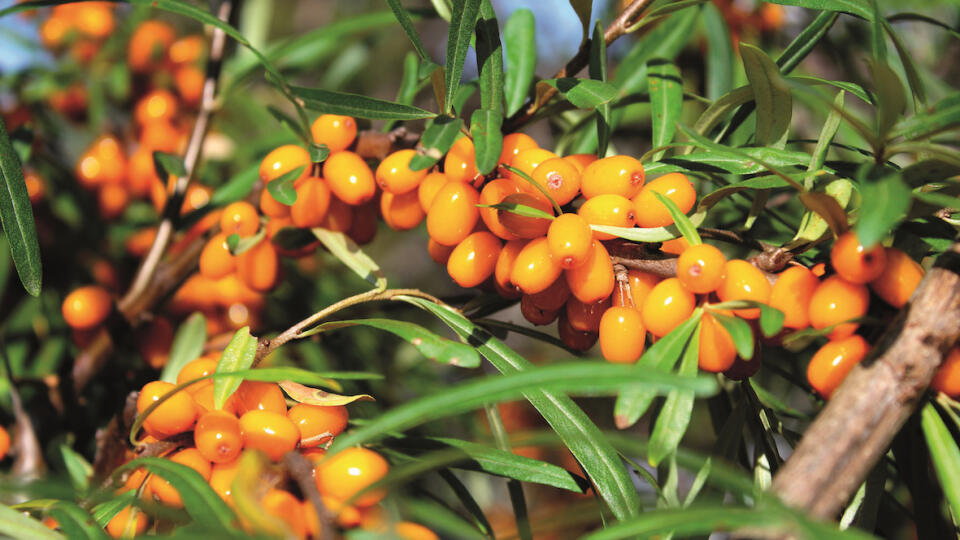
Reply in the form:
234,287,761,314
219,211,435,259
140,119,183,153
319,196,355,232
135,89,178,127
498,133,539,166
168,35,205,65
209,458,240,503
62,285,112,330
239,410,300,461
418,171,449,212
260,145,311,183
599,306,646,363
262,489,308,539
504,148,557,185
323,151,376,206
625,269,660,308
578,194,636,240
699,313,737,372
566,296,611,333
105,506,148,538
136,381,198,438
807,334,870,398
676,244,726,294
428,238,455,265
381,190,425,231
557,312,599,351
315,447,389,507
531,157,581,206
520,294,559,325
443,137,479,183
566,240,615,304
311,115,357,153
547,213,593,269
769,266,819,329
24,171,45,203
395,522,439,540
0,425,9,460
426,181,480,246
580,155,645,200
808,276,869,340
498,193,554,239
869,247,923,308
932,348,960,398
236,240,280,292
511,237,563,295
40,16,69,49
97,184,129,220
831,231,887,284
177,356,219,386
234,381,287,415
661,237,690,255
194,411,243,463
259,188,291,219
291,176,331,228
642,278,696,337
811,262,827,277
138,316,173,369
563,153,598,173
199,233,236,280
175,65,205,106
287,404,349,447
632,173,696,228
220,201,260,237
717,260,772,319
494,240,526,298
478,178,523,240
128,20,176,72
529,277,571,312
447,232,502,288
376,149,427,194
149,448,212,507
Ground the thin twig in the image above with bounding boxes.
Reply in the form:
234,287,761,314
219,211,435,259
283,452,336,540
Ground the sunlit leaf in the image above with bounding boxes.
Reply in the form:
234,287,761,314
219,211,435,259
312,228,387,290
410,117,464,171
279,380,374,406
213,327,259,410
0,118,41,296
444,0,482,113
161,312,208,383
503,8,536,117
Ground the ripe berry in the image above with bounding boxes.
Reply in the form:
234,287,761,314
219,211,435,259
479,178,523,240
558,313,599,351
599,307,646,363
287,404,349,447
661,237,690,255
808,276,870,340
547,214,593,269
428,239,455,266
134,89,178,127
168,34,205,65
394,522,440,540
677,244,726,294
290,176,332,228
494,240,526,298
209,459,240,503
260,145,311,183
194,411,242,465
136,381,198,438
531,157,581,206
510,237,563,295
319,196,355,232
504,148,557,185
127,20,175,72
831,231,887,284
566,240,615,304
62,285,112,330
323,151,376,206
175,65,204,106
632,173,696,228
869,247,923,308
418,171,449,212
529,277,572,312
807,334,870,398
717,260,772,319
498,193,554,239
315,447,389,507
348,199,380,247
262,489,309,539
698,313,737,372
311,114,357,153
580,155,645,200
236,240,280,292
0,425,9,460
520,295,559,325
199,233,236,280
769,266,819,329
642,278,696,337
447,232,502,288
220,201,259,237
105,505,148,538
239,410,300,461
578,194,636,240
562,153,598,173
381,190,425,231
443,137,479,183
565,296,610,333
498,133,539,165
932,348,960,398
376,149,427,194
625,270,660,308
149,448,212,507
234,381,287,415
426,182,480,246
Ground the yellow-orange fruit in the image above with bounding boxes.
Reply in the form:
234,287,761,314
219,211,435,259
498,132,539,166
323,151,376,206
808,276,869,340
504,148,557,185
149,448,212,507
479,178,523,240
642,278,696,337
381,190,425,231
128,20,176,72
580,155,645,199
314,447,389,507
136,381,198,438
807,335,870,399
236,240,279,292
717,260,772,319
547,213,593,269
932,348,960,398
447,232,502,288
418,171,449,212
239,410,300,461
428,238,455,266
376,149,427,194
426,182,480,246
830,231,887,284
531,157,581,206
769,266,819,329
632,173,697,228
498,193,554,239
443,137,479,183
510,237,563,295
199,233,236,280
565,240,615,304
578,194,636,240
869,247,924,308
311,114,357,153
260,145,310,183
698,313,737,372
599,307,646,363
290,176,332,228
288,404,349,447
676,243,726,294
494,240,526,298
62,286,112,330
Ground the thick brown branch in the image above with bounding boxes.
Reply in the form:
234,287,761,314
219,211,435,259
771,242,960,519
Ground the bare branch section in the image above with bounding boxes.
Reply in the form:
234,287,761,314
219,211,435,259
771,242,960,519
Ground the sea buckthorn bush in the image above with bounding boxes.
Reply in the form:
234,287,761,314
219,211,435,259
0,1,959,539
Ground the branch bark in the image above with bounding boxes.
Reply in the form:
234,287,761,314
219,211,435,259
771,242,960,519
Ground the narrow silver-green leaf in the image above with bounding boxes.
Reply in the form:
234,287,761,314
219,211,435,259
445,0,482,113
740,43,792,148
591,210,707,243
60,445,93,494
503,8,536,117
46,502,107,540
648,59,683,160
0,504,63,540
894,93,960,140
870,60,906,138
153,151,187,181
213,326,258,410
478,202,555,220
312,227,387,290
410,117,464,171
471,109,503,175
591,21,611,157
922,403,960,524
384,0,432,59
805,90,845,189
475,0,504,115
542,78,618,109
702,2,733,101
292,86,436,120
648,324,702,466
855,171,910,249
0,118,41,296
161,312,208,383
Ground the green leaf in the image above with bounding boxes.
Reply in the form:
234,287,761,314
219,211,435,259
885,20,928,108
777,10,839,73
292,86,436,120
499,164,562,215
648,59,683,161
692,85,754,138
153,151,187,180
0,118,41,296
708,311,754,360
894,93,960,140
115,457,236,530
384,0,432,59
698,176,793,211
47,502,107,540
648,324,701,466
267,105,310,143
677,124,803,191
763,0,871,19
503,8,536,117
569,0,592,41
922,403,960,524
869,60,906,138
90,492,136,527
477,202,555,220
209,164,259,206
213,326,258,410
702,2,734,101
614,310,703,429
855,170,910,249
758,304,785,338
60,445,93,494
805,90,845,189
870,0,886,62
311,228,387,290
542,78,618,109
0,503,63,540
410,117,464,171
309,143,330,163
590,209,707,243
470,109,503,175
591,21,611,157
790,76,871,105
161,312,208,383
740,43,792,148
300,318,481,368
265,165,305,206
475,0,504,115
445,0,482,113
651,191,701,245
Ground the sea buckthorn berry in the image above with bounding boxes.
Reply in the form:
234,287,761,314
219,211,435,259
580,155,645,200
566,296,611,333
811,262,827,277
262,489,309,539
311,114,357,153
558,313,599,351
530,277,571,312
642,278,696,337
717,260,772,319
220,201,260,237
599,307,646,363
136,381,198,438
0,425,9,460
504,148,557,185
547,213,593,269
831,231,887,284
381,190,425,231
168,34,205,65
395,522,440,540
520,295,558,325
626,269,660,309
479,178,523,240
563,153,598,173
138,317,173,369
194,411,242,463
498,132,539,165
808,276,870,340
498,193,554,239
237,240,280,292
199,233,236,280
578,194,636,240
149,448,212,507
807,334,870,399
632,173,697,228
98,184,129,220
134,89,178,127
376,149,428,194
188,382,225,415
677,244,726,294
106,506,148,538
349,201,380,247
447,232,502,288
175,65,205,105
24,171,45,204
418,171,449,212
291,176,332,228
40,16,69,49
426,182,480,246
320,196,355,232
531,157,581,206
176,355,220,386
661,237,690,255
769,266,819,329
128,20,176,72
699,313,737,372
566,240,615,304
62,285,112,330
239,410,300,461
209,459,240,503
428,238,455,266
869,247,924,308
288,404,349,447
511,237,564,295
260,145,311,183
315,447,389,507
932,348,960,398
443,137,480,183
322,151,376,206
494,240,526,298
234,381,287,415
260,186,291,218
140,119,183,153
